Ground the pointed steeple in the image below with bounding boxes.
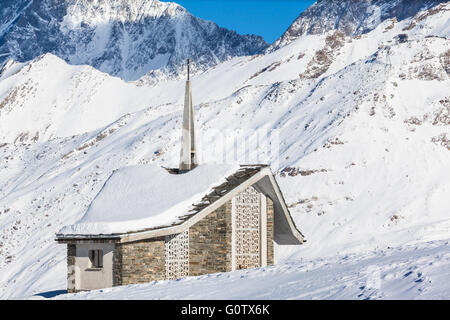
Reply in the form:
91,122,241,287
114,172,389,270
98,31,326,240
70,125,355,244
179,59,198,172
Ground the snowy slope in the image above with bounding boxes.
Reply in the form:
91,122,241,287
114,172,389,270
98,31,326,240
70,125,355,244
48,240,450,300
0,1,449,299
0,0,268,81
271,0,447,50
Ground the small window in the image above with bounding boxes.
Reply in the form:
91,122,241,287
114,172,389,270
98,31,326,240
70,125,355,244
88,249,103,268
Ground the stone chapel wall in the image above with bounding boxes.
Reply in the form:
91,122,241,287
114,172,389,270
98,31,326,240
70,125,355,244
113,237,166,286
189,200,233,276
66,188,275,291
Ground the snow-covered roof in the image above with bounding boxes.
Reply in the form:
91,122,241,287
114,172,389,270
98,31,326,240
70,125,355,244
58,163,240,236
57,163,304,245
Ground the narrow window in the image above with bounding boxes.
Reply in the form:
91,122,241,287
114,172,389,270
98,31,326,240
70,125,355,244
89,249,103,268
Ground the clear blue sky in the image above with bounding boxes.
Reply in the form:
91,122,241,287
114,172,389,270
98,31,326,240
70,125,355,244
163,0,316,44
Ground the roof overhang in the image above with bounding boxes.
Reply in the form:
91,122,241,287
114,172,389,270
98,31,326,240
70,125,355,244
253,173,305,244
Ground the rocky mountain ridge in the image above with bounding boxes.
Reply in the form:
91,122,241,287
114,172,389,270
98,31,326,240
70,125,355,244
0,0,268,81
272,0,448,50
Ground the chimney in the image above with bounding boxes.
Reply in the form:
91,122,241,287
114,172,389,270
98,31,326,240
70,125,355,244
179,59,198,172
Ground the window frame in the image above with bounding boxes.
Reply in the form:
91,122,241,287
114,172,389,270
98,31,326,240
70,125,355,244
88,249,103,269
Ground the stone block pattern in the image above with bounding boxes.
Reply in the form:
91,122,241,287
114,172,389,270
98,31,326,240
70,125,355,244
267,197,274,265
189,200,233,276
67,244,76,293
113,238,165,286
66,189,275,291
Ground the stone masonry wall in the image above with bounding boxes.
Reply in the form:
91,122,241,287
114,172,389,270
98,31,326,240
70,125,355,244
189,200,233,276
267,197,274,265
189,192,275,275
67,244,76,293
113,237,165,286
64,189,275,290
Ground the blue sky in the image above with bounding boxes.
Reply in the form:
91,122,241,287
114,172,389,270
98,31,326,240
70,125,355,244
163,0,316,43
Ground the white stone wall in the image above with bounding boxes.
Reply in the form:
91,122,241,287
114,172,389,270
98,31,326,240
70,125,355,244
74,243,114,291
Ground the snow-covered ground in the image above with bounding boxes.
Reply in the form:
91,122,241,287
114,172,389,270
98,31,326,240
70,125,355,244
0,2,449,299
40,240,448,300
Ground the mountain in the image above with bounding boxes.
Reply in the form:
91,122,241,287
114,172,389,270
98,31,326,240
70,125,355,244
0,1,449,299
272,0,448,50
0,0,268,81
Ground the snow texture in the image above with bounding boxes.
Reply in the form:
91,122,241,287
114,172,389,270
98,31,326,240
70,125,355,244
271,0,447,50
59,163,239,235
47,240,450,300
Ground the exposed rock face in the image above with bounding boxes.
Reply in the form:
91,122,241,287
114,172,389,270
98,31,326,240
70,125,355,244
0,0,268,81
271,0,447,50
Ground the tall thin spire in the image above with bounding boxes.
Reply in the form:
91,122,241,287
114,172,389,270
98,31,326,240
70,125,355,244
179,59,198,172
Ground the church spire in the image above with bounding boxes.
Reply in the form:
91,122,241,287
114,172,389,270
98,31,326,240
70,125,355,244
179,59,198,172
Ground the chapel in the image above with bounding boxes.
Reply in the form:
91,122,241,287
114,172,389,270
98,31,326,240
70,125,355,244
56,60,304,292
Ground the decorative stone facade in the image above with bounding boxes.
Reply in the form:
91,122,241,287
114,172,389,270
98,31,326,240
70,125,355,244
188,190,275,277
266,197,274,265
233,186,263,269
165,230,190,280
64,188,276,292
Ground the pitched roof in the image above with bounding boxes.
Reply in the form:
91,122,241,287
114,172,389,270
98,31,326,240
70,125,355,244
57,163,240,236
56,164,304,245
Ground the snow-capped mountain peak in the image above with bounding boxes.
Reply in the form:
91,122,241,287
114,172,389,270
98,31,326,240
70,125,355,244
0,0,268,81
62,0,185,27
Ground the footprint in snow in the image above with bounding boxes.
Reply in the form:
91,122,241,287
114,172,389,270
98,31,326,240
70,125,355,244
403,270,413,278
